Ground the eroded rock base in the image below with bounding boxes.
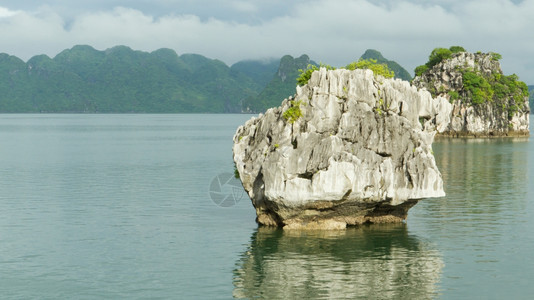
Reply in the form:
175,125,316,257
436,130,529,138
256,199,419,230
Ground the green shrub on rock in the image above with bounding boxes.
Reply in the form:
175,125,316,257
427,48,453,69
414,46,467,77
462,71,493,105
415,65,430,77
297,64,334,86
490,52,502,61
449,46,466,53
448,90,460,101
282,100,304,123
296,59,395,86
296,64,320,86
345,59,395,78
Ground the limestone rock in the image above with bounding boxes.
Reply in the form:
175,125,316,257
412,52,530,137
233,68,451,229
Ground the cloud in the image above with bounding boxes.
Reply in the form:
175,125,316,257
230,1,258,13
0,0,533,83
0,6,21,17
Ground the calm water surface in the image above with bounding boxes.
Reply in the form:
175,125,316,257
0,114,533,299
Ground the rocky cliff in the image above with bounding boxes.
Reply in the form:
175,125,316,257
412,52,530,137
233,68,451,229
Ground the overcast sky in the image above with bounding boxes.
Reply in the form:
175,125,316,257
1,0,533,83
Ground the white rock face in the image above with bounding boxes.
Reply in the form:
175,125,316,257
233,69,451,229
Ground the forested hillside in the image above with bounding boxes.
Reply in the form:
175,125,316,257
0,45,273,113
242,54,313,113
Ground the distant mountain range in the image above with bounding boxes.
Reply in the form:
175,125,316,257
0,45,272,113
0,45,423,113
242,54,314,113
360,49,412,81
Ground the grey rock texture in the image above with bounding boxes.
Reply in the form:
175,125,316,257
412,52,530,137
233,68,451,229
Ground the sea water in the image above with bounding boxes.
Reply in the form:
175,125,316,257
0,114,532,299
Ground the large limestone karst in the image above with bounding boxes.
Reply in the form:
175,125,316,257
233,68,452,229
412,50,530,137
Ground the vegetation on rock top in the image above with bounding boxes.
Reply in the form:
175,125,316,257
297,58,395,86
346,59,394,78
414,46,466,77
295,63,334,86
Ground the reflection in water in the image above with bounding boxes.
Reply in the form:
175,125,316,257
411,138,532,298
233,138,530,299
432,138,529,215
234,225,443,299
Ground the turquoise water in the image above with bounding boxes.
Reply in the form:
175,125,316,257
0,114,533,299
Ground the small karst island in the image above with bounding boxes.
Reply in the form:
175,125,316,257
233,46,530,230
